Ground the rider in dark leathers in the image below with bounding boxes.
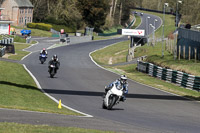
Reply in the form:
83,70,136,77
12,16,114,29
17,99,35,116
48,54,60,73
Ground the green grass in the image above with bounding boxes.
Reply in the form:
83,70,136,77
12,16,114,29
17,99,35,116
7,43,30,60
27,28,53,37
14,35,26,43
91,41,129,65
13,26,53,37
0,123,115,133
132,15,142,29
103,25,122,34
0,61,81,115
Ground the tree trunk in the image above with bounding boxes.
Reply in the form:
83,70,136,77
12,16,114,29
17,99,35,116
113,0,118,17
110,0,114,17
119,2,122,24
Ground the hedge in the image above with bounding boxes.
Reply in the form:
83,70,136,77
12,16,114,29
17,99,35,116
27,23,52,31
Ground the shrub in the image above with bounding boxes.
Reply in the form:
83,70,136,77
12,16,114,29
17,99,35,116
27,23,52,31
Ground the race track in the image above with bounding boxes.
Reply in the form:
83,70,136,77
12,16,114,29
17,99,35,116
21,36,200,133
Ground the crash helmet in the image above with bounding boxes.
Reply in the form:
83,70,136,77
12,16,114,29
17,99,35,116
42,48,46,52
52,54,58,61
120,75,127,84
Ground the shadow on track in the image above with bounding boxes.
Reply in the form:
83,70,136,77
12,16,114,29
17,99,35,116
42,88,189,101
0,81,40,91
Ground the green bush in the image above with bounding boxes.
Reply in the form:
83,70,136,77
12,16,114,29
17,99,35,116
27,23,52,31
27,23,36,28
52,24,76,33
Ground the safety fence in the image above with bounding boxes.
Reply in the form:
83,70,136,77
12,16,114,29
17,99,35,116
137,61,200,91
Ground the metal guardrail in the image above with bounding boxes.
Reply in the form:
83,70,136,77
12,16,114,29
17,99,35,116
137,61,200,91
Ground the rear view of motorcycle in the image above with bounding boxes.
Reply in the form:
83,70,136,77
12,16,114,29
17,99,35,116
102,84,123,110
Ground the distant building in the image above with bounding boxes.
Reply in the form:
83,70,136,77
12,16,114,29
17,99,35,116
0,0,34,27
0,8,12,34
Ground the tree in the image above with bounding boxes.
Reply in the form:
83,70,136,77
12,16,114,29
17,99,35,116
30,0,82,30
77,0,109,31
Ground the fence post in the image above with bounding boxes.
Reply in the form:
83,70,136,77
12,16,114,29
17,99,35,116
179,45,181,60
189,46,191,61
183,45,185,59
195,47,197,63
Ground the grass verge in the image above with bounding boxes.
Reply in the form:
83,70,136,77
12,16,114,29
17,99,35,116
91,40,200,100
132,15,142,29
7,43,31,60
0,123,115,133
0,61,80,115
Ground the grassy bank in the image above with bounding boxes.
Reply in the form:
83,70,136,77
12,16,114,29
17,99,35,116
0,61,80,115
91,41,129,65
0,123,115,133
132,15,142,29
91,41,200,100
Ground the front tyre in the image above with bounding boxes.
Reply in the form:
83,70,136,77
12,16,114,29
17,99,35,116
107,95,116,110
102,102,107,109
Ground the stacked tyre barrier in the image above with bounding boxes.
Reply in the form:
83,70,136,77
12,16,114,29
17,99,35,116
0,46,6,57
137,61,200,91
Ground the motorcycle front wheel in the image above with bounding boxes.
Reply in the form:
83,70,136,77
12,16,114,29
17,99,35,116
107,95,116,110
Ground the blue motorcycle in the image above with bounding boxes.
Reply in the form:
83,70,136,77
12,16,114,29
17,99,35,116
39,54,47,64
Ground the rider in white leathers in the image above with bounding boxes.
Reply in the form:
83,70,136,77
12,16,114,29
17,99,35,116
105,75,128,101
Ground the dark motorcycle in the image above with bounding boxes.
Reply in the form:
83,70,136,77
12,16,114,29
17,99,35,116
49,64,56,78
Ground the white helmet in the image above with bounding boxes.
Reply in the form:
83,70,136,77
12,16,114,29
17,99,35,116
120,75,127,84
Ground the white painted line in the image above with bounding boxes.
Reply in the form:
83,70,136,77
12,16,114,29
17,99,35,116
23,41,39,52
23,64,93,117
21,52,32,61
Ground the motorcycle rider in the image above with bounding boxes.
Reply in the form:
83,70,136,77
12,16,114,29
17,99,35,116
39,48,48,60
48,54,60,73
104,75,128,102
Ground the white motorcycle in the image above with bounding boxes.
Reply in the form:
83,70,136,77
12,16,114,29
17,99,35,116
102,84,123,110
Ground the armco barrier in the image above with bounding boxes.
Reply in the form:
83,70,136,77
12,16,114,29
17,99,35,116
137,61,200,91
